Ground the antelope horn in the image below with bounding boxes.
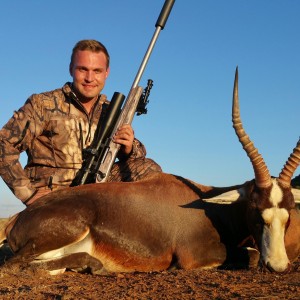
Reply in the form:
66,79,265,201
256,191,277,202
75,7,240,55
232,67,272,188
278,138,300,187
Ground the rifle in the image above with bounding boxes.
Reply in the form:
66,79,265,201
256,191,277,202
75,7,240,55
71,0,175,186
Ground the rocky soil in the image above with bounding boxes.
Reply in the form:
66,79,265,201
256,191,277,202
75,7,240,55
0,242,299,300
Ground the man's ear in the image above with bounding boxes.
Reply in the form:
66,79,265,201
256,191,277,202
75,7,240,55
69,63,73,77
105,67,110,79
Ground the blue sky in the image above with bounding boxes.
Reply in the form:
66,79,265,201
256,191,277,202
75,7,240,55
1,0,300,216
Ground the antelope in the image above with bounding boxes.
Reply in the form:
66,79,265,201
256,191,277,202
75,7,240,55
1,68,300,275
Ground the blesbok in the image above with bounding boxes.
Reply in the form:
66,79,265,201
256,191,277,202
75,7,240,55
1,68,300,275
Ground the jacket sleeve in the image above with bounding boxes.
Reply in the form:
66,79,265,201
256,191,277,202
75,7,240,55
117,138,147,161
0,97,42,203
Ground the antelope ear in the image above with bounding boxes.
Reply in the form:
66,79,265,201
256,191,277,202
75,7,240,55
292,188,300,203
203,187,247,203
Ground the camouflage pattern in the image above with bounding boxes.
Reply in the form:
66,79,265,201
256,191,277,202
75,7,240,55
0,83,162,203
108,157,162,182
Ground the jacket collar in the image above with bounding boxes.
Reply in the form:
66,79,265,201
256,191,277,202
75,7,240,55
62,82,107,114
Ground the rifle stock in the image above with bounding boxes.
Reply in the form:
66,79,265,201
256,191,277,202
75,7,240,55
96,86,143,182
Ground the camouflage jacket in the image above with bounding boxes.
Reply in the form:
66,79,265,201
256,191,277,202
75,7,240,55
0,83,147,203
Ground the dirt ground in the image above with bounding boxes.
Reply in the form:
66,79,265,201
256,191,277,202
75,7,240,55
0,243,299,300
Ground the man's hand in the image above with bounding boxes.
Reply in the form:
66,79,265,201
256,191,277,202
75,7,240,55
113,124,134,156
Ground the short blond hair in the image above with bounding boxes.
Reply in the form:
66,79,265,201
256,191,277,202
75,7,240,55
70,39,110,69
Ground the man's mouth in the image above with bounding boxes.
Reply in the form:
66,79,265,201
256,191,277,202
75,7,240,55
83,84,96,89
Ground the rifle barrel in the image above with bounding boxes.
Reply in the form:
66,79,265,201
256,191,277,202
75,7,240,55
131,0,175,89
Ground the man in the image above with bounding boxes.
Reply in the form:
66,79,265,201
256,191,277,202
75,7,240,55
0,39,162,206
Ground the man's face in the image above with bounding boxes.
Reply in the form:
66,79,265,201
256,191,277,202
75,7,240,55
70,50,110,103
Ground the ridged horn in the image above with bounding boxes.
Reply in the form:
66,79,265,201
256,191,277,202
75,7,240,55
232,67,272,188
278,138,300,187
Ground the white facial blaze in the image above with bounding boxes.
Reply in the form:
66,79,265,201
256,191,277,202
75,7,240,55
260,193,290,272
269,179,283,206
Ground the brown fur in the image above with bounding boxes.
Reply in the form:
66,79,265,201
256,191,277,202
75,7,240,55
2,173,300,274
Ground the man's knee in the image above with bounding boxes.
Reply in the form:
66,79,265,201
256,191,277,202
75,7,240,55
108,158,162,182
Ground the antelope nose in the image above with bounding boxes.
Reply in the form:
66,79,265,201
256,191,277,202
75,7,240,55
266,261,291,274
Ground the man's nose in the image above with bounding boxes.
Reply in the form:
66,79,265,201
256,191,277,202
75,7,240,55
85,71,94,82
